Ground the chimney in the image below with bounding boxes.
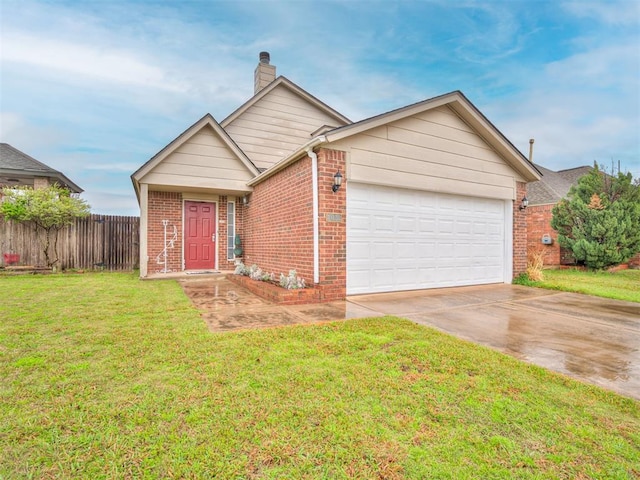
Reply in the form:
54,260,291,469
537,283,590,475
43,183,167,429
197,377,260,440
529,138,535,163
254,51,276,94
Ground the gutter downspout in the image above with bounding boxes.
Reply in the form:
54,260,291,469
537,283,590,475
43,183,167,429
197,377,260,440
307,147,320,284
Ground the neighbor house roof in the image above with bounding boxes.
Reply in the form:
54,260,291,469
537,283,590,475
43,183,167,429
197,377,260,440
0,143,83,193
249,90,541,186
131,113,261,198
221,76,351,128
527,164,592,205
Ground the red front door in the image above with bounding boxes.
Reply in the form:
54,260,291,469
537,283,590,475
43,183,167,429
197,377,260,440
184,201,216,270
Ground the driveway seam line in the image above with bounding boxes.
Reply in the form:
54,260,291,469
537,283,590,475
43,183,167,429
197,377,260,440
503,300,640,334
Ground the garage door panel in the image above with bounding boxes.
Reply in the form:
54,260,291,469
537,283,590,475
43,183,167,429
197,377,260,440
455,221,472,235
372,269,395,289
349,240,371,260
373,242,394,259
396,269,419,288
438,219,454,234
347,183,506,294
397,216,417,232
397,242,415,259
419,267,438,283
373,215,394,232
349,269,371,289
349,213,371,232
417,241,436,253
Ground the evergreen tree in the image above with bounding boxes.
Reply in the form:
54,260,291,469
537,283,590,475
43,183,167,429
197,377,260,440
551,164,640,270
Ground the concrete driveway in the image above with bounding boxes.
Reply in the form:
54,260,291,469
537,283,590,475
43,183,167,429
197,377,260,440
180,276,639,400
349,284,640,401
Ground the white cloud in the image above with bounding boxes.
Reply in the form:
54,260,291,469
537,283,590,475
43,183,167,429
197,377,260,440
81,191,139,216
2,0,639,217
480,8,639,178
0,112,67,151
544,42,640,92
1,33,187,93
562,1,640,26
84,163,141,173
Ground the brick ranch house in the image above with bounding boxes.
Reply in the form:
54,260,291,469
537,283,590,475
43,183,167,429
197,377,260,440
526,163,640,268
131,53,541,300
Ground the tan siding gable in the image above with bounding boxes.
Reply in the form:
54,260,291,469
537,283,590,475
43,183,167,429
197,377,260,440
332,105,525,200
139,125,254,190
225,84,343,169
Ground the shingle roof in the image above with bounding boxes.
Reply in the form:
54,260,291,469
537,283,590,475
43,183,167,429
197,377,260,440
527,163,592,205
0,143,82,193
557,166,593,185
0,143,55,172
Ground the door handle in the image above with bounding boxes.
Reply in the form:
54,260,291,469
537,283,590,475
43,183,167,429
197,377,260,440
211,233,216,242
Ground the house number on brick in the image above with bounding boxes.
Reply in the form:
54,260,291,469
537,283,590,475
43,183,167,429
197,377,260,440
326,213,342,222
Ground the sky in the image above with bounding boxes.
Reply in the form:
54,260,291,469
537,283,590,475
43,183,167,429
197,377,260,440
1,0,639,216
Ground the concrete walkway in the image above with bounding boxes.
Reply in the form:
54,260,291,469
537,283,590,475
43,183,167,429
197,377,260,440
178,276,380,331
179,276,640,400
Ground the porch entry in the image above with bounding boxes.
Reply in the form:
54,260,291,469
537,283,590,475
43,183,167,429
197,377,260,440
184,201,216,270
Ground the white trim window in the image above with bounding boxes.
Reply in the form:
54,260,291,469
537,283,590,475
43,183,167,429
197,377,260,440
227,201,235,260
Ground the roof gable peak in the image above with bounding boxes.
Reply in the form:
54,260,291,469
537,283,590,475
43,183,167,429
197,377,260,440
322,90,539,182
131,113,259,185
221,75,351,128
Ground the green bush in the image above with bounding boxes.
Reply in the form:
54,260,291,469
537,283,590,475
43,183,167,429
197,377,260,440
551,165,640,270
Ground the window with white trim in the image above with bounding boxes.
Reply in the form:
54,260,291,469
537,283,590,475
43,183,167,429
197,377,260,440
227,201,235,260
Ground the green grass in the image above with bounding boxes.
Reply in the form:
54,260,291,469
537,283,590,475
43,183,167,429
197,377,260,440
1,273,639,479
515,268,640,303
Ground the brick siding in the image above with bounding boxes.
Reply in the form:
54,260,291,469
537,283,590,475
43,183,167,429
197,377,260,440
513,181,528,277
316,148,347,301
243,156,315,282
526,204,562,265
147,191,183,274
242,148,347,301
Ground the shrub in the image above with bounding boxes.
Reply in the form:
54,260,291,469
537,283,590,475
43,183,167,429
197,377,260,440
279,270,306,290
526,247,545,282
262,272,276,282
551,165,640,270
235,262,306,289
248,265,263,281
234,262,250,276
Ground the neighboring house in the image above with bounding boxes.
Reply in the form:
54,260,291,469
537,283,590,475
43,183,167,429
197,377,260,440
0,143,83,193
527,164,640,268
526,164,592,265
131,52,540,300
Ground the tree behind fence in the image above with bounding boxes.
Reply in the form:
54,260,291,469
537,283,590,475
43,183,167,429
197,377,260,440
0,214,139,271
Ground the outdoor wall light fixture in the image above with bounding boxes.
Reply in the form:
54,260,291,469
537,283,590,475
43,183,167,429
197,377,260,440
332,169,343,193
519,196,529,211
242,194,250,206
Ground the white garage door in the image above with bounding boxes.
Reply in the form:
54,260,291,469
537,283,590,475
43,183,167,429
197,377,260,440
347,183,507,295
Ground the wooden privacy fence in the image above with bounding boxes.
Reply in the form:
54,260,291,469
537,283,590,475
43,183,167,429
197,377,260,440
0,214,139,271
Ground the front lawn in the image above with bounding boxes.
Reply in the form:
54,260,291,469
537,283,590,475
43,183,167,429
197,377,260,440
516,268,640,303
1,273,638,478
